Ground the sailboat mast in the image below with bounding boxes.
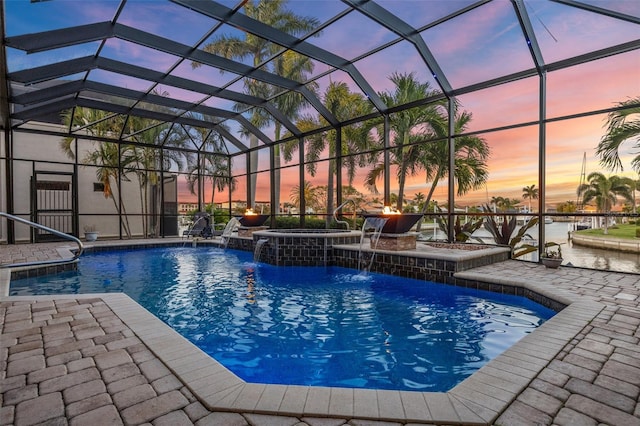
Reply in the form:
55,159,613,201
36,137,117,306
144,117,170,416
577,152,587,212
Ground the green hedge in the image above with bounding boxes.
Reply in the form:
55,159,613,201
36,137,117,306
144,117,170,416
273,216,365,230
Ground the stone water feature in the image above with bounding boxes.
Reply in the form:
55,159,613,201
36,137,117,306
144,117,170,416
236,211,270,237
219,210,510,288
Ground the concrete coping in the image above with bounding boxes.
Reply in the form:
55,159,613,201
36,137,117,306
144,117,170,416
335,242,511,262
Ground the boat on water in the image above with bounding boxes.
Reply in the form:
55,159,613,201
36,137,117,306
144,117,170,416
575,220,592,230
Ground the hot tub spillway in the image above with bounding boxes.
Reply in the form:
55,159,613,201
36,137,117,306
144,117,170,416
254,238,269,262
359,217,388,272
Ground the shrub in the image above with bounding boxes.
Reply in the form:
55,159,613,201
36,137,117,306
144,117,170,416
482,204,538,258
212,209,230,225
435,213,484,243
274,216,328,229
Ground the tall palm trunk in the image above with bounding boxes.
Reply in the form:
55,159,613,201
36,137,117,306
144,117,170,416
273,123,282,215
143,178,149,237
416,172,442,232
396,157,408,211
134,163,148,238
249,135,259,207
210,177,216,207
112,181,132,238
120,201,131,238
326,159,335,227
396,133,411,210
210,176,218,226
138,178,146,237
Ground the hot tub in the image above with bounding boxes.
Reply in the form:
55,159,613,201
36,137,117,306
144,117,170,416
252,228,361,266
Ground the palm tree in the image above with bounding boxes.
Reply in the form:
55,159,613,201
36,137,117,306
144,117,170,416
501,198,522,211
415,108,489,231
83,144,134,237
60,107,134,238
490,196,505,212
197,0,319,210
522,184,538,213
62,94,198,239
630,177,640,214
270,51,319,213
365,72,444,210
413,191,425,212
184,118,235,218
596,96,640,173
185,153,234,212
557,200,577,214
289,181,321,212
283,81,377,224
577,172,633,234
124,106,190,237
342,185,366,212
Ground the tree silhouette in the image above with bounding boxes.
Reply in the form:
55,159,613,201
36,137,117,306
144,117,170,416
596,96,640,173
522,184,539,213
196,0,319,210
577,172,633,234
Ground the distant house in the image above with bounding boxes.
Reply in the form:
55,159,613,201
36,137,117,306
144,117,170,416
178,203,199,214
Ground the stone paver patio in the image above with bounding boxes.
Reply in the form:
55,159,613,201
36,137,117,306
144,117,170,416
1,240,639,425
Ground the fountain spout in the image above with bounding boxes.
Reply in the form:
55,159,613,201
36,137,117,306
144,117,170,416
221,217,240,249
333,199,357,230
359,217,388,273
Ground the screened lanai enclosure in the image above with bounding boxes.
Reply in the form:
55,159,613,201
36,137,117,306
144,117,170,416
1,0,639,271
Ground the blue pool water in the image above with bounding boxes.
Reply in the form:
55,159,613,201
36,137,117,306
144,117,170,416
10,247,555,391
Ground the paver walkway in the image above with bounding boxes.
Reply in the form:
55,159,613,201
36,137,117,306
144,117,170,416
1,241,639,425
457,261,640,426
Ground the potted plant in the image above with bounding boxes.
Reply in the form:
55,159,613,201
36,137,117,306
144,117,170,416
84,225,99,242
541,242,563,268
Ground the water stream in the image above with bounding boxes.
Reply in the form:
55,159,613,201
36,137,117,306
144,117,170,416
359,217,388,273
254,238,269,262
221,217,240,249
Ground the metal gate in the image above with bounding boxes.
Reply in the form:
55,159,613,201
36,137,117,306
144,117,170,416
31,171,77,242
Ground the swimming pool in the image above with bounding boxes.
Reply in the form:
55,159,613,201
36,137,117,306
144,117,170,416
10,246,555,392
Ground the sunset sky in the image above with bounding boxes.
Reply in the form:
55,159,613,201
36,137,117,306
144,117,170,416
7,1,640,211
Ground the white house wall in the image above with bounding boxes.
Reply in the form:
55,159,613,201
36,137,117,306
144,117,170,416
7,123,151,240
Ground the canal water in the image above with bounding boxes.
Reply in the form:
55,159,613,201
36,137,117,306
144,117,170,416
542,222,639,273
